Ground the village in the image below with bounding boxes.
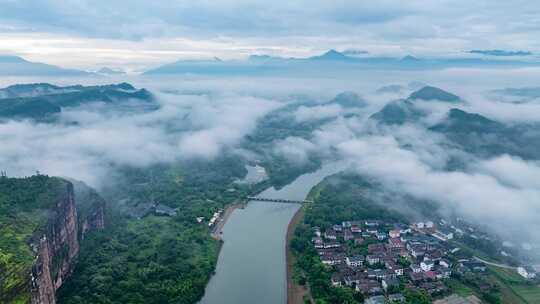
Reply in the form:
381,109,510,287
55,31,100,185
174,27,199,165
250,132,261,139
311,218,539,304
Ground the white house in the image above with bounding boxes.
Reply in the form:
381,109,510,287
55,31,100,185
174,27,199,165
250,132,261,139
410,264,422,273
346,255,364,267
351,225,361,233
432,228,454,241
389,229,401,239
313,227,321,237
321,254,343,266
385,261,404,276
517,266,537,279
367,255,381,265
421,260,435,272
324,231,337,240
439,259,452,268
323,242,340,249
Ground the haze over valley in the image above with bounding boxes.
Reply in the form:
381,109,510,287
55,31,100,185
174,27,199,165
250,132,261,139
1,2,540,304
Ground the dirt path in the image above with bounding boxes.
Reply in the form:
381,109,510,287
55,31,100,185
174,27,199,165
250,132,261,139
286,206,314,304
473,256,517,270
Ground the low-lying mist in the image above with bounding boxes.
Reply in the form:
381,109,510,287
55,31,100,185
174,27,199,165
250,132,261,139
1,68,540,257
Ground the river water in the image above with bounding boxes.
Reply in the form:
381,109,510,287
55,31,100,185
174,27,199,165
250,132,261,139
200,163,342,304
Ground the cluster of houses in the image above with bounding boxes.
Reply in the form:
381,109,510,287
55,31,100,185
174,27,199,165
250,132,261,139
207,209,223,227
196,210,224,226
311,219,490,302
435,218,540,281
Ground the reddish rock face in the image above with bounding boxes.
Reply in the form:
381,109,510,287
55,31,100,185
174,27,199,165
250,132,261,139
81,203,105,238
30,182,104,304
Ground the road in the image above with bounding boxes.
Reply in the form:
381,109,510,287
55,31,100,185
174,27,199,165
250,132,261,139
473,256,517,270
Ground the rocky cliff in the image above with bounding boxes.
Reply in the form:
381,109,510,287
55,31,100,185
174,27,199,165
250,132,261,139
30,182,80,304
72,180,106,238
0,176,105,304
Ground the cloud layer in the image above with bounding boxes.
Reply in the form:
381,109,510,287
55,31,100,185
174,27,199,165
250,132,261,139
1,1,540,69
0,89,279,187
1,72,540,254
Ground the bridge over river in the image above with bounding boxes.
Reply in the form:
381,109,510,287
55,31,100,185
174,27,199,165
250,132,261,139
246,196,313,204
201,162,343,304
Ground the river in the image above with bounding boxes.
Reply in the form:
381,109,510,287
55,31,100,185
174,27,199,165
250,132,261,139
200,163,343,304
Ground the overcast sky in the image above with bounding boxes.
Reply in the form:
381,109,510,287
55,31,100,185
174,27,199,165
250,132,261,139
0,1,539,70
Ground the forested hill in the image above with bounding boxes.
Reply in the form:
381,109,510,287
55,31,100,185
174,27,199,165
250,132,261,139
371,86,540,160
0,83,155,121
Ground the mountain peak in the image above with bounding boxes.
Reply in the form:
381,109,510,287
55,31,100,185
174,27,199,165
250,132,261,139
329,91,367,108
312,49,350,61
409,86,461,103
430,108,504,134
401,55,420,62
114,83,136,91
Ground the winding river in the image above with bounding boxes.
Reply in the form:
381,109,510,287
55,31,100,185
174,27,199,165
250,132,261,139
200,163,342,304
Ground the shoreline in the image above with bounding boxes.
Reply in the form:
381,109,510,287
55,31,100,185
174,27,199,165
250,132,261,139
286,205,312,304
211,202,244,240
211,187,267,240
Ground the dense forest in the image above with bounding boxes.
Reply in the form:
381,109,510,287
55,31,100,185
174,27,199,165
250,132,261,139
57,155,262,303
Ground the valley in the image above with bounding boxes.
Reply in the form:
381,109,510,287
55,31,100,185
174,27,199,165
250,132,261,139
1,80,540,304
2,3,540,304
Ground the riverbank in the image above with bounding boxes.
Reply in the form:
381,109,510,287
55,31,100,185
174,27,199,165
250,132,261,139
202,164,340,304
211,202,244,240
286,205,313,304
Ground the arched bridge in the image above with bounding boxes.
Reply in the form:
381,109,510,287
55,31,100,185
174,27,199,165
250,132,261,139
246,196,314,204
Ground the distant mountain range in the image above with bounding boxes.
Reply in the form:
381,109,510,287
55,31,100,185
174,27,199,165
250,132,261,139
143,50,540,76
0,55,93,77
489,87,540,104
2,51,539,77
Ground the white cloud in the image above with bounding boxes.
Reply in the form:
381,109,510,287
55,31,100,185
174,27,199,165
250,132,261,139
294,104,343,122
478,155,540,189
2,72,540,251
0,88,279,187
273,137,317,164
336,134,540,242
178,94,279,158
1,2,540,69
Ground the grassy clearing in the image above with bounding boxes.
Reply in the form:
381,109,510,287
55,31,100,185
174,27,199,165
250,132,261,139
492,267,526,284
446,279,474,297
511,285,540,303
488,265,540,304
